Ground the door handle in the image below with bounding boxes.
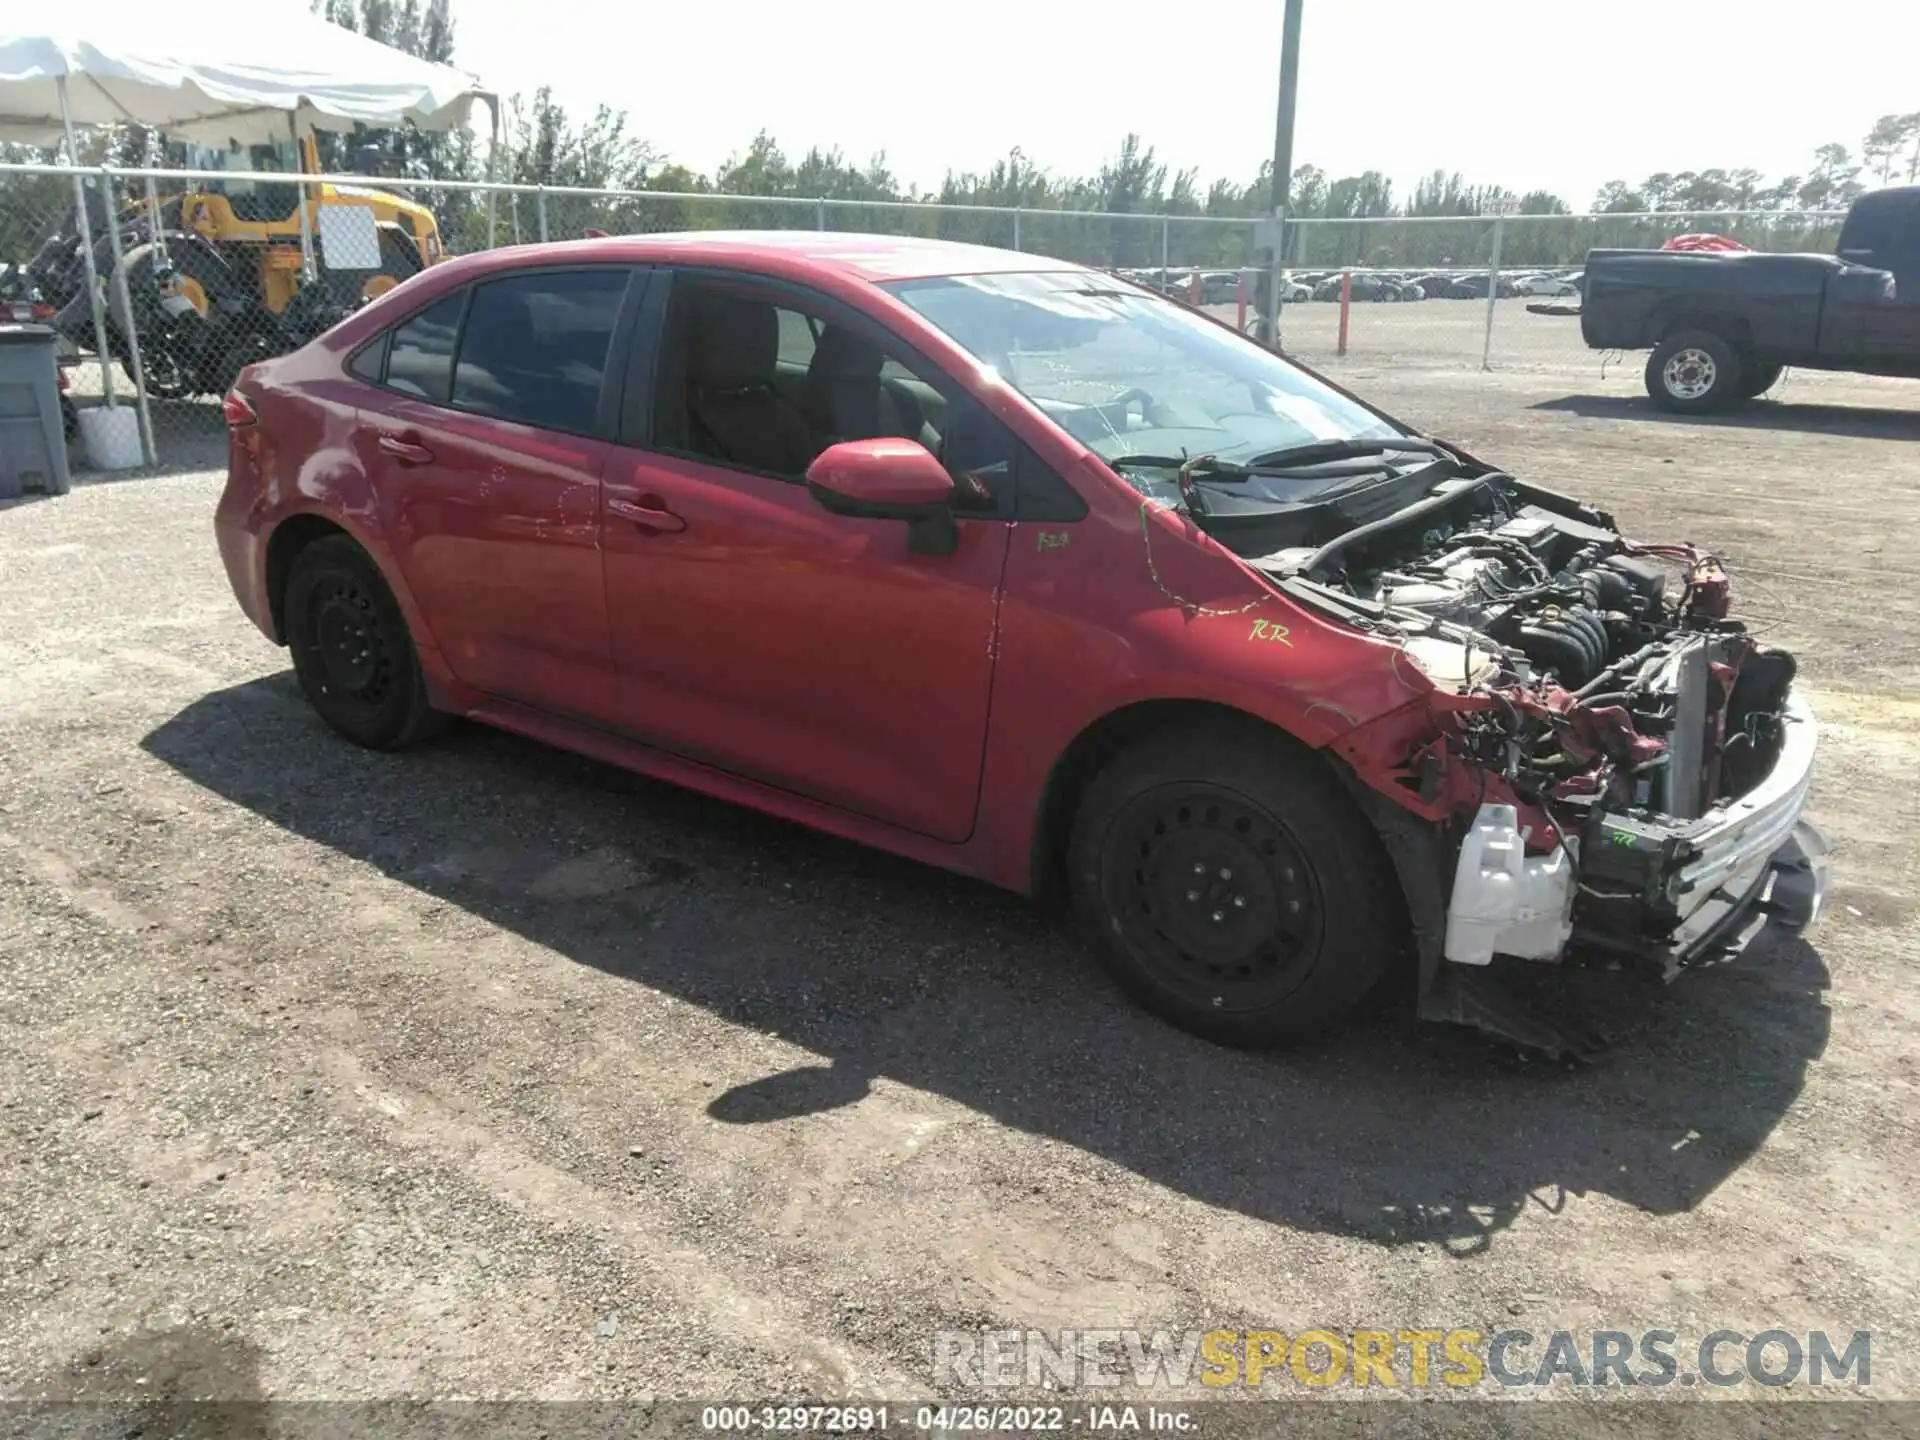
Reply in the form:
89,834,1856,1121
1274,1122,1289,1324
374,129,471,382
608,496,687,533
377,434,435,466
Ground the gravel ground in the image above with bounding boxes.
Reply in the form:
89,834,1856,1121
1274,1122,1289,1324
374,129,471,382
3,355,1918,1415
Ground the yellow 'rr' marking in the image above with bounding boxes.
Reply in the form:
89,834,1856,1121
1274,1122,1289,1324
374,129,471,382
1248,618,1294,647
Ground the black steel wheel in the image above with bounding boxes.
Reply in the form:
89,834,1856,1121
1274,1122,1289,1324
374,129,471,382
284,535,446,749
1068,725,1404,1046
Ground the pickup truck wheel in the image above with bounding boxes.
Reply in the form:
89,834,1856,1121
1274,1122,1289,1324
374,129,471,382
1067,729,1403,1046
1739,362,1784,398
1647,330,1745,413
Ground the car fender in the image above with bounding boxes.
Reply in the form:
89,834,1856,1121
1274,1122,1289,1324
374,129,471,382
971,493,1444,893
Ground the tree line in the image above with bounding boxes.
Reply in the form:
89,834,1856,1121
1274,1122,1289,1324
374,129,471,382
3,0,1913,273
309,0,1916,269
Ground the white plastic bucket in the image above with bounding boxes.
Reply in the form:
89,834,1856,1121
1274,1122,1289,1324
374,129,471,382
75,403,144,471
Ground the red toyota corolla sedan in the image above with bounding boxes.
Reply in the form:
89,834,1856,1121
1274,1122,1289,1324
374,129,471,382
215,232,1829,1052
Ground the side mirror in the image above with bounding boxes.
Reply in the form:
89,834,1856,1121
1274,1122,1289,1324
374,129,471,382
805,438,959,555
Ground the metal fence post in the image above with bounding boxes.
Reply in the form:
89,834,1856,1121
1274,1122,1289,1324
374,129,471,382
296,177,318,281
1161,214,1171,287
98,166,156,466
53,80,114,409
816,197,827,230
1268,215,1289,347
537,185,549,243
1481,214,1505,371
1012,205,1021,251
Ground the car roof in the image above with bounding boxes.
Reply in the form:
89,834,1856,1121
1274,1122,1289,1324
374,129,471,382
439,230,1092,285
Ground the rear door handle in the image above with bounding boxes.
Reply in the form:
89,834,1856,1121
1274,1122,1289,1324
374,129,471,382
608,496,687,533
377,434,435,466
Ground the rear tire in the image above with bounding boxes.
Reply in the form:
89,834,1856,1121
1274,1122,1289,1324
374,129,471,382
1066,726,1404,1046
1647,329,1745,413
1738,362,1784,398
284,535,447,750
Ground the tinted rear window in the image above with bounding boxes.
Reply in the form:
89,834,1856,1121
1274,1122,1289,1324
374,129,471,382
386,291,465,402
452,269,630,433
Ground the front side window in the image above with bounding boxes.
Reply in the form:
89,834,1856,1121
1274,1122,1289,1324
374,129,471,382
385,291,466,403
883,271,1401,483
452,269,630,434
649,274,1017,512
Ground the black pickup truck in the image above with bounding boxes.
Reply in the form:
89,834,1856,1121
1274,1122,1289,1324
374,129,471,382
1577,186,1920,412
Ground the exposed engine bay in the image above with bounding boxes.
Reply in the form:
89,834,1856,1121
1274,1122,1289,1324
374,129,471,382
1257,477,1794,819
1221,466,1826,1030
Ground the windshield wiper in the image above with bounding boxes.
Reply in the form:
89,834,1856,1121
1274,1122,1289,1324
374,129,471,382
1241,438,1447,469
1102,453,1255,516
1105,453,1251,478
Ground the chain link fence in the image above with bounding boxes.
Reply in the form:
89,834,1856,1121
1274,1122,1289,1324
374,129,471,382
0,158,1850,474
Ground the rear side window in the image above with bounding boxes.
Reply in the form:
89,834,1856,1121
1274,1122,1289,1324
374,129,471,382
386,292,465,402
452,269,630,433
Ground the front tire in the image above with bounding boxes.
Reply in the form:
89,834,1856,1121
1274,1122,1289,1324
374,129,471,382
284,535,446,750
1647,329,1745,413
1067,727,1404,1046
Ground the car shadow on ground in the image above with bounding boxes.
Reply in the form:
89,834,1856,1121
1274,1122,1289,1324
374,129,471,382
1534,393,1920,439
143,676,1832,1254
17,1324,265,1432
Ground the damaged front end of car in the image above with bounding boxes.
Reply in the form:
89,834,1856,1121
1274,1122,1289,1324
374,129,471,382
1252,466,1832,1054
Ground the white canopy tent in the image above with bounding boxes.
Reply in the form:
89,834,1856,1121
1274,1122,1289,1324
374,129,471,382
0,5,496,146
0,3,499,464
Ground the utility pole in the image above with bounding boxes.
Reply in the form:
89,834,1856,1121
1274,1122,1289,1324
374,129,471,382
1257,0,1305,349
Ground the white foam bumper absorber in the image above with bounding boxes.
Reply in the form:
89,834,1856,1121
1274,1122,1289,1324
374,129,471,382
1443,803,1577,966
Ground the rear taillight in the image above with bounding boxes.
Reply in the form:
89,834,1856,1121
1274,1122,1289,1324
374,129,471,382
56,368,70,392
222,389,257,429
30,300,53,320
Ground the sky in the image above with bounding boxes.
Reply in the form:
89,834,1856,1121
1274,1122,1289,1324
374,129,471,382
437,0,1917,209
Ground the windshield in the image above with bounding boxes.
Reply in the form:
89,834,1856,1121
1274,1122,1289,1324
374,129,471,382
882,271,1402,470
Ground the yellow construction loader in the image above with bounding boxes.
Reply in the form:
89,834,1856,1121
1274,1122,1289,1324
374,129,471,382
38,133,451,398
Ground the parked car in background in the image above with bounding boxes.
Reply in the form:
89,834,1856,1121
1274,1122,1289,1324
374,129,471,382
1511,273,1565,296
1311,272,1421,302
1555,271,1585,297
1447,272,1521,299
213,232,1829,1055
1200,271,1242,304
0,262,56,323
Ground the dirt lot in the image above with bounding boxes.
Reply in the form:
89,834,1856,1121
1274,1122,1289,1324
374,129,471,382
3,347,1918,1416
1221,294,1601,374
